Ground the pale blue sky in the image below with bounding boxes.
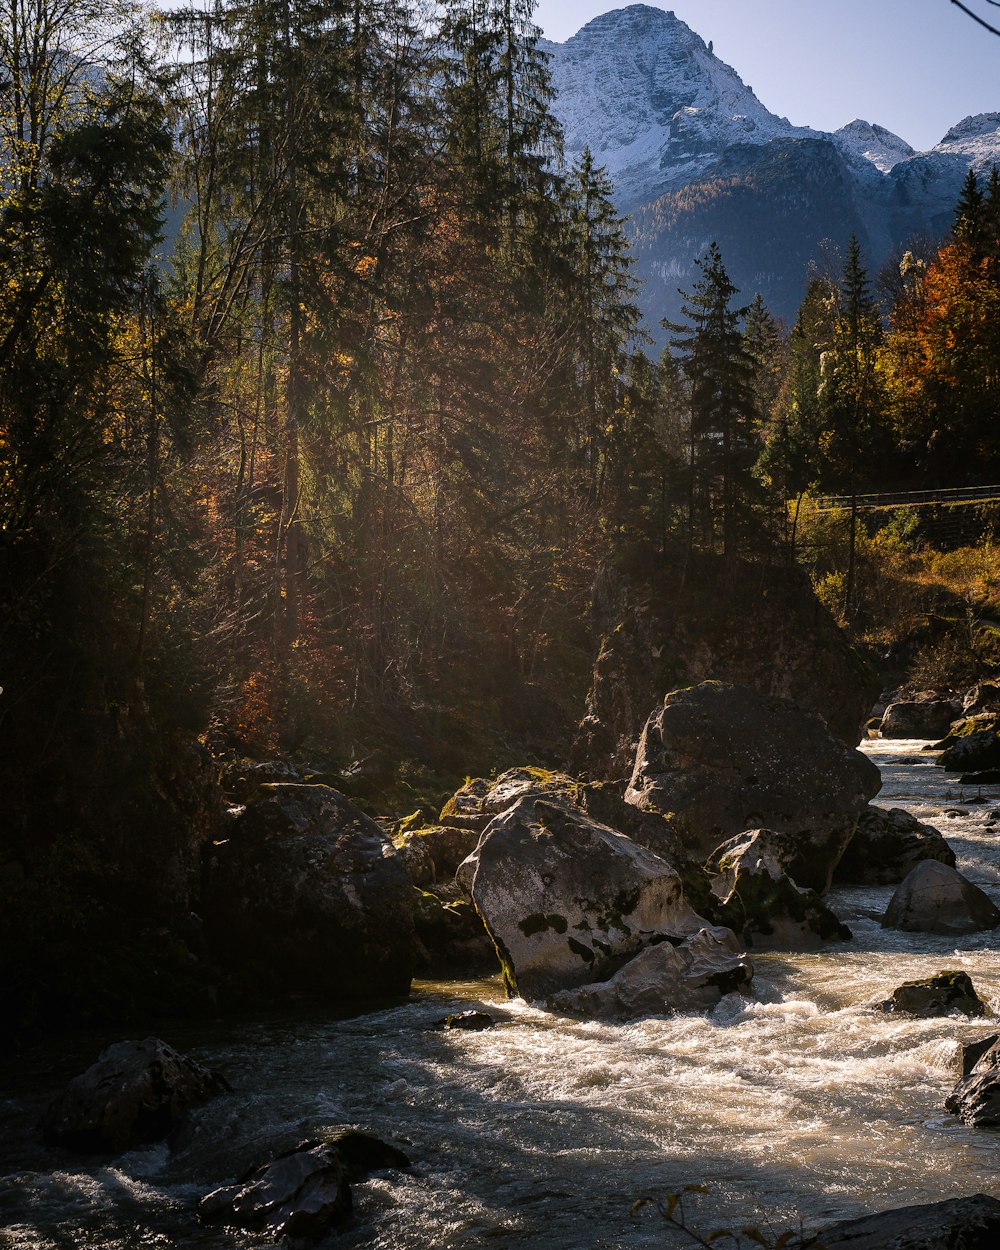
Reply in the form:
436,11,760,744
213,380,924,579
535,0,1000,152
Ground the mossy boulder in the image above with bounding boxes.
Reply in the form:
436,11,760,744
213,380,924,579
458,794,727,1003
202,784,416,1001
709,829,851,949
878,970,985,1018
834,806,956,887
937,720,1000,773
882,861,1000,936
439,769,580,833
626,682,881,891
393,825,481,887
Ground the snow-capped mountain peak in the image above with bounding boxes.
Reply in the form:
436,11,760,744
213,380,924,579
541,5,813,207
934,113,1000,169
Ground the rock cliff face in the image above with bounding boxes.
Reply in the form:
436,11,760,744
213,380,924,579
569,553,878,782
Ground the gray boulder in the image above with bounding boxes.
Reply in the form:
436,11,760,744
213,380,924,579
458,795,722,1001
548,928,752,1019
834,806,956,886
43,1038,230,1153
816,1194,1000,1249
393,825,481,887
709,829,852,949
879,698,961,739
625,682,881,891
881,861,1000,935
203,784,416,999
877,970,985,1018
963,683,1000,717
947,1039,1000,1126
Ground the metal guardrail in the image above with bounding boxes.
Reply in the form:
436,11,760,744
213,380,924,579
813,485,1000,511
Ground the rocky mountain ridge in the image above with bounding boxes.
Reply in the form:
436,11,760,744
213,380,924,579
543,6,1000,330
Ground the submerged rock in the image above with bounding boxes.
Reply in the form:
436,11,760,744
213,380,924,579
199,1132,409,1238
202,784,416,1000
200,1141,351,1237
433,1010,496,1031
43,1038,230,1153
625,682,881,890
877,971,985,1018
709,829,852,949
881,861,1000,935
817,1194,1000,1249
458,794,719,1001
548,927,752,1019
947,1039,1000,1127
834,806,956,886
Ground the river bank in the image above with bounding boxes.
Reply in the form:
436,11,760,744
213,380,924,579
3,739,1000,1248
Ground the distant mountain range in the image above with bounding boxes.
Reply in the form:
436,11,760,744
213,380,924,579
541,5,1000,335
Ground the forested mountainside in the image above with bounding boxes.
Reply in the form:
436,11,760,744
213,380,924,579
543,4,1000,329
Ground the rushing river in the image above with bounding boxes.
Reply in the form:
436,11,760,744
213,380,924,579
4,739,1000,1249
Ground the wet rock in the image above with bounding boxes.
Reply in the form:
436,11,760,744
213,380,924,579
43,1038,230,1153
199,1133,409,1238
440,769,579,833
877,970,985,1018
879,697,961,739
548,927,752,1019
458,794,716,1001
625,682,881,890
200,1141,352,1237
202,784,416,1000
947,1039,1000,1126
834,806,956,886
956,1033,999,1079
816,1194,1000,1249
709,829,852,949
434,1010,496,1031
881,861,1000,935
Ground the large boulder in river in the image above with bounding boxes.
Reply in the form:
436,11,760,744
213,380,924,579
881,861,1000,935
440,769,579,833
947,1038,1000,1126
625,683,881,891
708,829,852,948
458,795,719,1001
834,806,956,886
877,970,985,1018
203,784,416,1000
43,1037,230,1153
548,927,752,1019
879,696,961,739
569,554,878,782
816,1194,1000,1250
936,719,1000,773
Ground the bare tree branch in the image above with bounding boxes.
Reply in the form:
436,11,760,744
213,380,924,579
951,0,1000,37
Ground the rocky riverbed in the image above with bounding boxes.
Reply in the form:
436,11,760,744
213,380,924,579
3,738,1000,1249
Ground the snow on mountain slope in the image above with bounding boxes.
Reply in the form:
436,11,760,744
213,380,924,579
933,113,1000,168
833,120,914,173
540,5,814,207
